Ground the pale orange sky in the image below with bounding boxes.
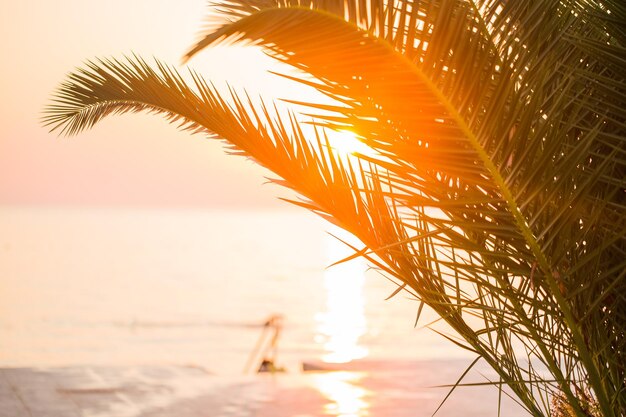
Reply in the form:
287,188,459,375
0,1,312,208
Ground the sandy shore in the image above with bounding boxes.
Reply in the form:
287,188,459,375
1,361,530,417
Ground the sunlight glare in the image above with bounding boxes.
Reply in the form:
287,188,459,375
311,371,369,417
316,229,368,363
326,130,377,159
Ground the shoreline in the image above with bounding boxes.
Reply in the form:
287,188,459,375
1,363,529,417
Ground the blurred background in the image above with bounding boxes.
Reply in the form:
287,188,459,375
0,0,461,373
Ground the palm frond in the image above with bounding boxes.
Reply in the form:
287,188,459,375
183,2,625,414
43,54,436,304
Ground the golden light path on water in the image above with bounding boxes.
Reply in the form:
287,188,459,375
317,229,368,363
311,228,370,417
312,371,369,417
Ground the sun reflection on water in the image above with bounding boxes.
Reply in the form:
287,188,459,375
316,231,369,363
312,371,369,417
311,230,370,417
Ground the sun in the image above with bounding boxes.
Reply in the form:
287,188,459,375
326,129,377,159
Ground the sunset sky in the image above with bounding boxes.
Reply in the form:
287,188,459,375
0,1,308,209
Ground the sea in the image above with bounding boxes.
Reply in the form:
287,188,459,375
0,206,529,416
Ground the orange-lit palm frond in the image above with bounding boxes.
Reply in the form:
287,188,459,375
43,55,435,297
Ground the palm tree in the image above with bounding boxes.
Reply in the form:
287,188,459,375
43,1,625,416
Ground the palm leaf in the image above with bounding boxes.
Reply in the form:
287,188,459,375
185,2,626,414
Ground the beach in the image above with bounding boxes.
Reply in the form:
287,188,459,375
1,362,529,417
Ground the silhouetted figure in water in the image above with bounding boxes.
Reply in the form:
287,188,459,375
244,314,286,373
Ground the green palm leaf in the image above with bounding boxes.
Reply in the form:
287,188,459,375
186,3,625,413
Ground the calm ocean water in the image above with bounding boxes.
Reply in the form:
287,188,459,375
0,206,462,372
0,206,528,416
